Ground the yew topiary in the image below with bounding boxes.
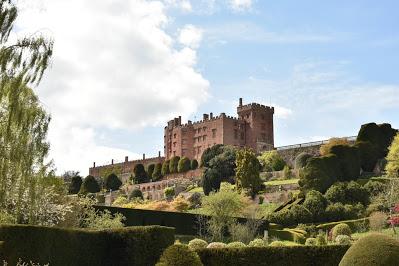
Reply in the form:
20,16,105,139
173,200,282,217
227,241,246,248
339,233,399,266
188,239,208,250
248,238,266,247
156,244,203,266
332,223,351,240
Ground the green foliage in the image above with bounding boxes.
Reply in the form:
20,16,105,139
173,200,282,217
98,165,122,180
298,154,341,193
303,190,328,222
335,235,351,245
320,138,351,156
267,205,313,227
178,157,191,173
316,232,327,246
191,159,199,170
258,150,286,171
235,148,262,196
329,145,360,181
164,187,175,198
147,164,155,179
248,238,267,247
104,173,122,191
83,209,125,229
315,218,369,232
0,224,175,266
339,233,399,266
81,175,100,193
162,160,170,176
157,244,203,266
363,181,387,197
196,245,350,266
324,202,365,222
68,175,82,194
133,163,148,184
169,156,180,174
269,228,307,244
201,144,224,167
153,163,163,181
305,238,317,246
331,223,351,240
386,132,399,177
295,152,313,169
188,239,208,250
130,188,144,200
227,241,246,248
354,141,379,173
325,181,370,206
207,242,227,248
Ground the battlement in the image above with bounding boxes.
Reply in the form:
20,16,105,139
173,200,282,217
237,102,274,114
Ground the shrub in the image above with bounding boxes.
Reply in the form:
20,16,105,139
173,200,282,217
332,223,351,240
295,152,313,169
188,192,202,208
133,164,148,184
112,196,129,206
188,239,208,250
156,244,203,266
339,233,399,266
258,150,286,171
130,188,144,200
201,144,224,167
305,238,317,246
0,224,175,266
161,160,170,176
171,196,190,212
325,202,365,222
269,241,285,247
369,211,387,231
386,132,399,178
164,187,175,199
326,181,370,206
104,173,122,191
335,235,351,245
228,222,259,244
329,145,360,182
363,180,387,197
178,157,191,173
316,233,327,246
258,195,264,205
191,159,199,170
303,190,327,222
227,241,246,248
235,148,262,196
248,238,267,247
81,175,100,194
169,156,181,174
354,141,379,172
147,164,155,179
207,242,227,248
68,175,82,194
320,138,351,156
153,163,163,181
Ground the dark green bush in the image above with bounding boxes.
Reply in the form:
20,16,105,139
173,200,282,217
105,173,122,191
196,245,349,266
269,229,306,244
153,163,163,181
0,224,174,266
267,205,312,227
339,233,399,266
81,175,100,193
133,164,148,184
169,156,180,174
68,175,82,194
353,141,379,172
295,152,313,169
325,181,370,206
191,159,199,170
303,190,328,222
329,145,360,181
316,217,369,232
201,144,224,167
147,164,155,179
156,244,203,266
161,160,170,176
130,188,144,200
178,157,191,173
363,180,387,197
331,223,351,240
324,202,365,222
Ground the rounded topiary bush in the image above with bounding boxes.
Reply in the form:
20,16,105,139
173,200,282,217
188,238,208,250
332,223,352,240
339,233,399,266
269,241,285,247
335,235,351,245
248,238,266,247
207,242,227,249
305,238,317,246
295,152,313,169
129,188,143,200
156,244,203,266
227,241,246,248
81,175,100,193
105,173,122,191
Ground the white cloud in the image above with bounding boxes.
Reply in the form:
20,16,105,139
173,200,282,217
16,0,209,174
164,0,192,12
178,24,204,48
273,105,293,119
229,0,252,12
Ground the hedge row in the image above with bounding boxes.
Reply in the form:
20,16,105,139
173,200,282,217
95,206,269,235
269,229,306,244
196,245,350,266
315,217,369,232
0,224,174,266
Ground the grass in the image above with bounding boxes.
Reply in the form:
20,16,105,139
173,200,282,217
352,227,399,241
188,186,204,193
265,178,299,186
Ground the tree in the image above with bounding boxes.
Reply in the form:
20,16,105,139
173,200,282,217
190,159,199,170
319,138,350,156
68,175,83,194
201,144,224,167
153,163,163,181
147,164,155,179
235,148,262,197
178,157,191,173
104,173,122,191
258,150,286,171
133,163,148,184
303,190,327,222
386,133,399,178
169,156,180,174
329,145,360,181
81,175,100,194
161,160,170,176
130,188,143,200
295,152,313,169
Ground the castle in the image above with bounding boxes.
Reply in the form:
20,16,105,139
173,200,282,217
89,98,274,177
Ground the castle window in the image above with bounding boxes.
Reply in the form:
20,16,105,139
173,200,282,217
203,135,207,141
174,133,176,139
173,142,176,147
234,129,238,139
212,129,217,138
203,126,206,131
198,128,201,133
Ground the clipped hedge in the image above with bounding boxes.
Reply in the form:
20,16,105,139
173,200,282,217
315,217,369,232
0,224,174,266
269,229,306,244
197,245,350,266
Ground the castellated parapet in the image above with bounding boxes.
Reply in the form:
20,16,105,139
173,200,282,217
164,98,274,161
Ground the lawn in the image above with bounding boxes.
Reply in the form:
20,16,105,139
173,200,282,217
265,178,299,186
188,186,204,193
352,227,399,241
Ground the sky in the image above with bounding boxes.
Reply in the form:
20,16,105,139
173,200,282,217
14,0,399,175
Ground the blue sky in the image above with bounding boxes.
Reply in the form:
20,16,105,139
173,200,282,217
18,0,399,174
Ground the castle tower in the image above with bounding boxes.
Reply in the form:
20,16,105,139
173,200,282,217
237,98,274,152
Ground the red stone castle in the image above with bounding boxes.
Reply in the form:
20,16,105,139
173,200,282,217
89,98,274,177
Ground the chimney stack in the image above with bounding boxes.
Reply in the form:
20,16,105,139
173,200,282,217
178,116,182,125
111,159,114,165
188,120,192,125
125,156,128,162
210,112,213,119
143,153,146,160
158,151,161,157
239,98,243,107
93,162,96,168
